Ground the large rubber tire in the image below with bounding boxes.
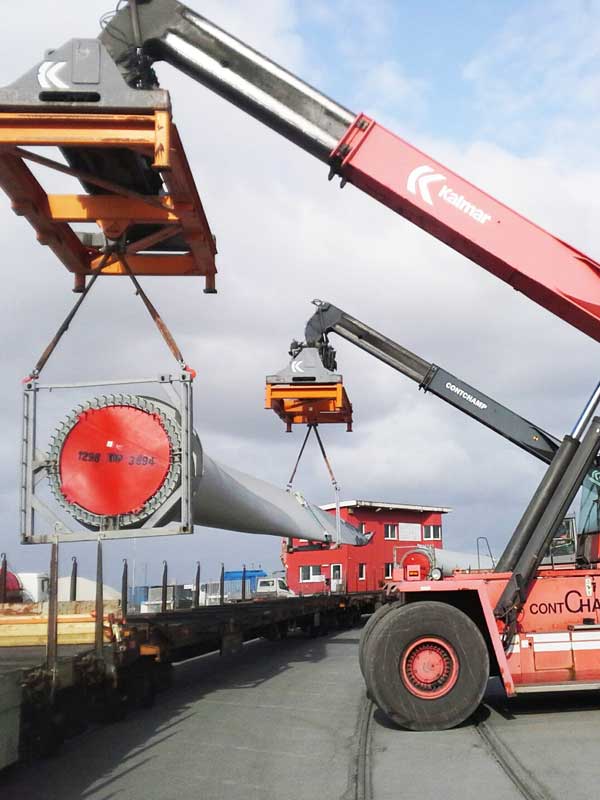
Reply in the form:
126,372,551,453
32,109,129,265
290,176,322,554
358,602,398,678
364,601,489,731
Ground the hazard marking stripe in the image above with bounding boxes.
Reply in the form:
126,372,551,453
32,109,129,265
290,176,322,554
530,632,571,642
532,642,600,652
506,633,600,655
533,642,572,652
572,631,600,641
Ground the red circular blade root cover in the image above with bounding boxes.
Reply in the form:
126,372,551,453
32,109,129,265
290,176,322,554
59,406,171,516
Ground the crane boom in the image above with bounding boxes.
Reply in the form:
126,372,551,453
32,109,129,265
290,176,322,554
304,300,560,464
102,0,600,343
293,300,600,606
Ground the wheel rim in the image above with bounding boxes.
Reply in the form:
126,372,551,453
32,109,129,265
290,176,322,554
400,636,459,699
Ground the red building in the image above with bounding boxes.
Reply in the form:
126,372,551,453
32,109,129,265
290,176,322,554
282,500,450,594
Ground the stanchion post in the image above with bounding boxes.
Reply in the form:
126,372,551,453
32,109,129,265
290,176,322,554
161,560,168,613
121,559,128,618
0,553,7,604
193,561,200,609
70,555,77,601
47,541,59,675
95,540,104,657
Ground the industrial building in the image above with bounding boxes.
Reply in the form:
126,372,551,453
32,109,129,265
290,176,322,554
283,500,450,594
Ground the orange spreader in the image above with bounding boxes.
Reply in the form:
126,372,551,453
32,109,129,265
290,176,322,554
265,382,353,432
0,109,217,291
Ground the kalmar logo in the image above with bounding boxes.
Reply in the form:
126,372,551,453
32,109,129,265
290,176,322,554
407,164,492,225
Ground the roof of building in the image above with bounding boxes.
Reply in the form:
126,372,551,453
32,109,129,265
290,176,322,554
319,500,452,514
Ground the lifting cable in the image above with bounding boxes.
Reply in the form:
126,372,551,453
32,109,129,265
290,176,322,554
25,240,194,380
25,250,110,380
117,250,192,373
286,423,342,546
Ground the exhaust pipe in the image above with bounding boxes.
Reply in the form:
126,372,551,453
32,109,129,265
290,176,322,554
47,394,367,547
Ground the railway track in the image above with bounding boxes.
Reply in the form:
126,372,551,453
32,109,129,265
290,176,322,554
357,691,560,800
474,712,556,800
353,695,374,800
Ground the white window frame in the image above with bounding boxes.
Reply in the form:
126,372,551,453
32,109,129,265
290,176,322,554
358,563,366,581
423,524,442,541
299,565,323,583
398,522,421,542
384,562,393,579
384,523,398,540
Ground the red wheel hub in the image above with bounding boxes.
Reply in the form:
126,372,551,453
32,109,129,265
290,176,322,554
59,405,171,516
400,636,459,699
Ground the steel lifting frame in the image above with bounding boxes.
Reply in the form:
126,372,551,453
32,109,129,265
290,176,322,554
265,382,353,431
0,109,217,291
20,373,194,545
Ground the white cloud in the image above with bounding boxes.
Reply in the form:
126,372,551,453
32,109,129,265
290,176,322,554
463,0,600,163
355,60,427,123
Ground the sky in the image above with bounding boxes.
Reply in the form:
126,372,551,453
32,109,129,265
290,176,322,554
1,0,600,589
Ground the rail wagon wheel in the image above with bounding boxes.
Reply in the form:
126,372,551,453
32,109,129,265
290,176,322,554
358,602,399,678
364,601,489,731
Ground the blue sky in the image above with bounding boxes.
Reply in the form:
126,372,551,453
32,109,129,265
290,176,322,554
299,0,525,139
292,0,600,164
294,2,516,137
2,1,600,588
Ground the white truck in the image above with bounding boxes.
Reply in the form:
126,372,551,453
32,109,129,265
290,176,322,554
254,577,295,599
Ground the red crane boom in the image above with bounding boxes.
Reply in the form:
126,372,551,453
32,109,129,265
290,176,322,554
334,116,600,340
99,0,600,341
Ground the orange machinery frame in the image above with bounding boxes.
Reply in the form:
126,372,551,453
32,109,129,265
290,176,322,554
266,381,353,431
0,109,217,291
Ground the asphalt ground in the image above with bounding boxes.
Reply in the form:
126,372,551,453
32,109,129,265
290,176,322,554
1,628,599,799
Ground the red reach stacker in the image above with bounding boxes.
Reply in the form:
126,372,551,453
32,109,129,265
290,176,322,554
271,300,600,728
359,385,600,729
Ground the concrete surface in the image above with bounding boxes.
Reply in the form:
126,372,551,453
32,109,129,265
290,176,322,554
1,628,598,799
479,690,600,800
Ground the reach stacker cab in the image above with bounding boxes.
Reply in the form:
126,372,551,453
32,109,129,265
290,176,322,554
360,386,600,730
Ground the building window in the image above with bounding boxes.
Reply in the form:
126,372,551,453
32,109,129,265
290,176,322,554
358,563,366,581
384,524,398,540
384,562,393,579
423,524,442,541
398,522,421,541
300,565,322,582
